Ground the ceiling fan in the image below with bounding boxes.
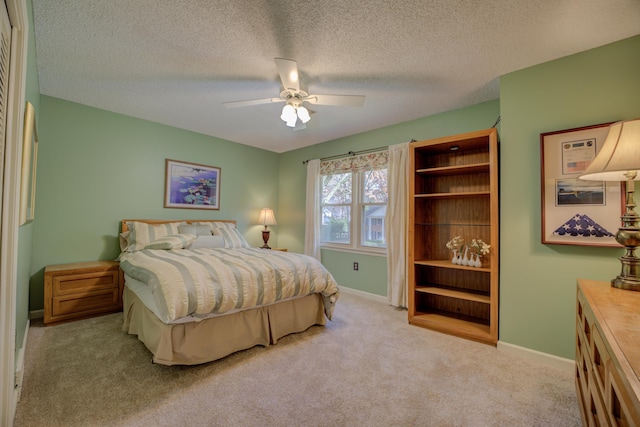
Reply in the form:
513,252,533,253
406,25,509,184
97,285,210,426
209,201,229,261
223,58,365,129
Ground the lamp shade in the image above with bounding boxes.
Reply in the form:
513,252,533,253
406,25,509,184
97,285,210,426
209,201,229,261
258,208,277,226
579,119,640,182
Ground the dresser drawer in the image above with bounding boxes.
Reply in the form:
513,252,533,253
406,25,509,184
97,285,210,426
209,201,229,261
52,288,119,317
587,379,609,427
609,366,640,426
576,340,591,411
591,326,610,395
53,270,118,295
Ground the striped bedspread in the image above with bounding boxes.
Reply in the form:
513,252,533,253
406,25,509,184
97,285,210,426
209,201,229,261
119,248,339,323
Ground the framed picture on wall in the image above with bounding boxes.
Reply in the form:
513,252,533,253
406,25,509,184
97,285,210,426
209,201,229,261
540,122,624,247
164,159,221,210
19,101,38,225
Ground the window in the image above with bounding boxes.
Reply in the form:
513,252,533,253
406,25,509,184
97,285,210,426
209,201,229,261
321,172,352,244
320,151,388,252
361,169,388,248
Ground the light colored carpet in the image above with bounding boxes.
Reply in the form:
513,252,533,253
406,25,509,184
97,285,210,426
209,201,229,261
15,292,581,426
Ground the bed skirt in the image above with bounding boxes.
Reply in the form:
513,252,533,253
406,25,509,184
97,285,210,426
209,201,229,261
122,286,327,366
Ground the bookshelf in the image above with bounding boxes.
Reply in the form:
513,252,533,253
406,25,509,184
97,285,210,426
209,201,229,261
408,128,499,345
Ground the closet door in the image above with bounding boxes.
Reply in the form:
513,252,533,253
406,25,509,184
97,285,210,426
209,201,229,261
0,0,26,423
0,1,11,220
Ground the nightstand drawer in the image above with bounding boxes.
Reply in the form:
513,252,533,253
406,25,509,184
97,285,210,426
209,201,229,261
53,288,119,317
53,270,118,295
44,260,122,325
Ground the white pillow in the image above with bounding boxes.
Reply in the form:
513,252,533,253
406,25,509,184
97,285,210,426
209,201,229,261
178,224,213,236
144,234,197,250
189,235,226,249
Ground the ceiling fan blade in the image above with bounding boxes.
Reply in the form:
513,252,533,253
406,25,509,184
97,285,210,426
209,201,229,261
223,98,284,108
274,58,300,92
305,94,365,107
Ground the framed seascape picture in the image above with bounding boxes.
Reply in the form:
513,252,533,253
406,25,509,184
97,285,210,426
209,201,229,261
540,122,624,247
164,159,221,210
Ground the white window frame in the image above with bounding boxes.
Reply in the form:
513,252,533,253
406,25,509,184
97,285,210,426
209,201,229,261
320,164,388,257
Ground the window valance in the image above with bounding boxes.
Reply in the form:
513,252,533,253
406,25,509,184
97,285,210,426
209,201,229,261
320,150,389,175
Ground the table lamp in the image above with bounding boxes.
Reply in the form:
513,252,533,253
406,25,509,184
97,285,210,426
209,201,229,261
258,208,277,249
579,119,640,290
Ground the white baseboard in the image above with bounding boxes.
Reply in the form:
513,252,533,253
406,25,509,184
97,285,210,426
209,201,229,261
497,341,574,373
14,319,29,402
29,309,43,320
338,286,389,304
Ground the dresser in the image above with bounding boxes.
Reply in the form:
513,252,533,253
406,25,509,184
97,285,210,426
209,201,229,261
576,279,640,426
44,260,123,325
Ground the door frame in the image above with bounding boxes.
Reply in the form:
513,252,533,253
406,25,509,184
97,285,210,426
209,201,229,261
0,0,29,424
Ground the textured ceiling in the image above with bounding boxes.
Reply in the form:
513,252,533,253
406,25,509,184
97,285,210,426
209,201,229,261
32,0,640,153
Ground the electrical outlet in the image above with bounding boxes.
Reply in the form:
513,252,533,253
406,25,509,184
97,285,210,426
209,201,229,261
353,262,359,271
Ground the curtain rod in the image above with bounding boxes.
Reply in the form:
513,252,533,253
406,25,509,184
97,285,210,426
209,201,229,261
302,144,408,165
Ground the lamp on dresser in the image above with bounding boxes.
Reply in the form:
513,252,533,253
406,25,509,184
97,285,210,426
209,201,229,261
258,208,277,249
579,118,640,290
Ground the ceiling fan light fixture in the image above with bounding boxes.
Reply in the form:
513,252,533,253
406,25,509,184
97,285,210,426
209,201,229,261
225,58,365,130
297,106,310,123
280,104,296,123
285,117,297,127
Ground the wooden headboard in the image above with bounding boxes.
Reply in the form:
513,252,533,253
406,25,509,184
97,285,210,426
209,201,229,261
121,219,237,233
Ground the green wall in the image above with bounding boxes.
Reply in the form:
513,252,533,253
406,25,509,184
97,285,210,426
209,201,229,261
499,35,640,358
29,97,280,310
278,100,500,295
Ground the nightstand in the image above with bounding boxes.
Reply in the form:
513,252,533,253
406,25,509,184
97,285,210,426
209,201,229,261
44,260,123,325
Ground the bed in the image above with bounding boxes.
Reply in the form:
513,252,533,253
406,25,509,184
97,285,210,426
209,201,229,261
118,219,339,366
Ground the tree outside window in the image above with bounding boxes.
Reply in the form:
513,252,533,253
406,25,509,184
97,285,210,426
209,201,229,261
361,168,388,248
321,173,351,244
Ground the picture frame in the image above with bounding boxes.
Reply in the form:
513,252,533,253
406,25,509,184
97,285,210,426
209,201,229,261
19,102,38,225
540,122,624,247
164,159,221,210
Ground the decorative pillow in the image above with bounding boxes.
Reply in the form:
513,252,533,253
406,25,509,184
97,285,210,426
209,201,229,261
124,221,182,252
217,227,251,248
178,224,213,236
210,221,236,229
145,234,197,250
189,235,226,249
119,231,131,252
194,221,235,229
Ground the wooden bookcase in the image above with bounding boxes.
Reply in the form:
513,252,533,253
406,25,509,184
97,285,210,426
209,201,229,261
408,128,499,345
